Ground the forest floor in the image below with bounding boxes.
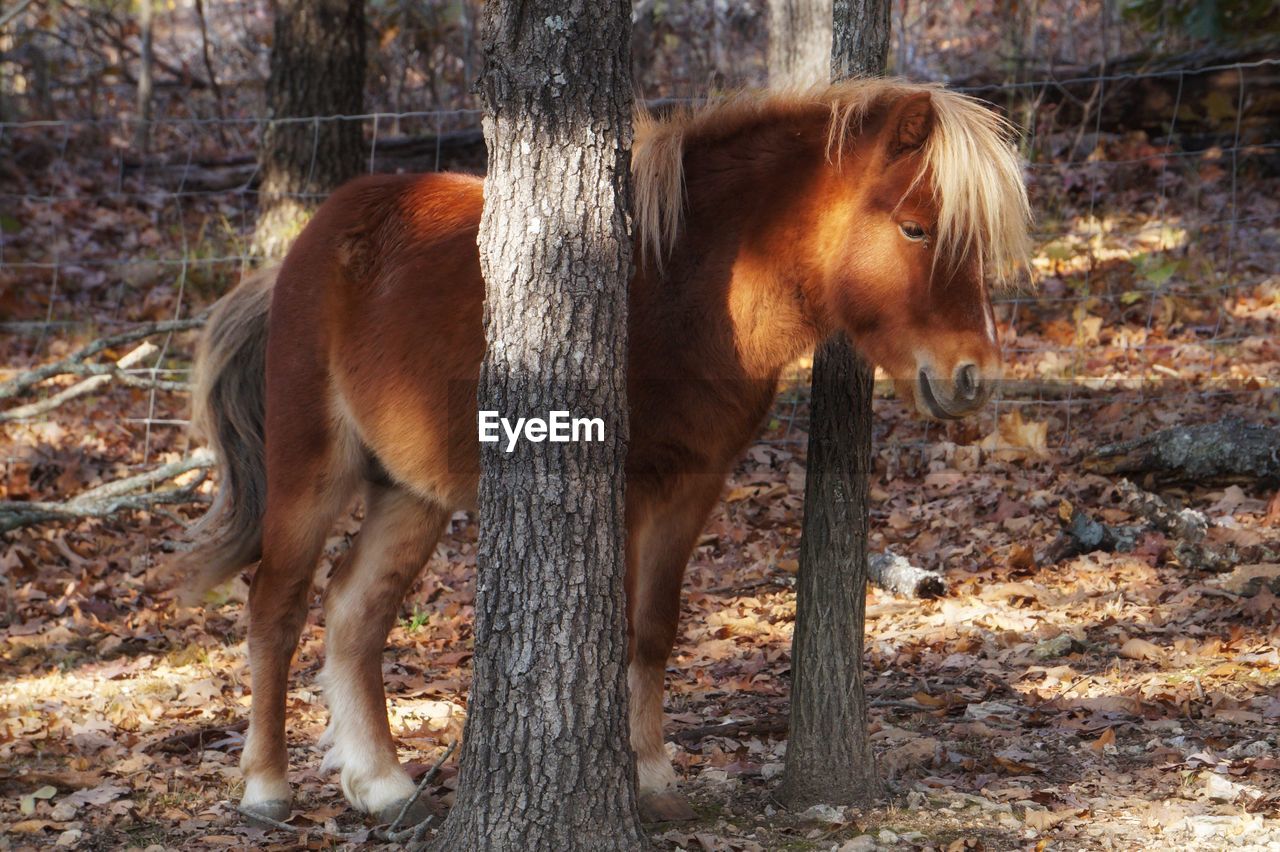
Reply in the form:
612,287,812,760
3,131,1280,851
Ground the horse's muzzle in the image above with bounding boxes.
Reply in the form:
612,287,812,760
916,364,991,419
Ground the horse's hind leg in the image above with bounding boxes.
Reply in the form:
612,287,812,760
239,428,358,822
319,483,449,824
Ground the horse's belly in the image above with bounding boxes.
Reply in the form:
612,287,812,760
331,248,487,510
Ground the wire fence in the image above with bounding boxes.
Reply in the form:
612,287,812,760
2,60,1278,497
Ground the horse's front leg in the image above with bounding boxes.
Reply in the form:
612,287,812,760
627,474,726,822
319,484,450,824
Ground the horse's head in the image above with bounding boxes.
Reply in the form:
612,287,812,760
815,88,1031,420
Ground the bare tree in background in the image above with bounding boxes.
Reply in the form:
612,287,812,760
429,0,645,848
133,0,153,153
770,0,890,808
251,0,366,260
768,0,833,88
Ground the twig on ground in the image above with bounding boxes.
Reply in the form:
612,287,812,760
0,0,36,29
869,699,941,713
673,718,789,746
235,806,302,833
378,741,456,845
703,576,793,596
0,449,212,533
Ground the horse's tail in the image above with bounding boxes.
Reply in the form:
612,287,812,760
178,266,276,604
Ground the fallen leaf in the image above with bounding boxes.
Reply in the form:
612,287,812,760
1089,727,1116,752
1119,637,1164,662
62,782,128,809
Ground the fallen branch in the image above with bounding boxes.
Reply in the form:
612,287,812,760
1085,418,1280,487
703,552,944,599
151,719,248,754
0,449,212,533
673,718,789,746
868,551,947,598
1114,479,1207,543
1045,478,1273,571
0,341,188,422
0,317,205,402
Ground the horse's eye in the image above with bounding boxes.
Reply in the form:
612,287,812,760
900,221,927,242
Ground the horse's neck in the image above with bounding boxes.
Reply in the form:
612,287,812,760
648,119,831,381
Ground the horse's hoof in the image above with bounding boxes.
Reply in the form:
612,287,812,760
638,790,696,822
375,794,435,828
240,798,292,827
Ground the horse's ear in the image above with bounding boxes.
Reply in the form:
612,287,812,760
884,92,934,160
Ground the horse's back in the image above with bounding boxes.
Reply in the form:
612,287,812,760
268,171,488,509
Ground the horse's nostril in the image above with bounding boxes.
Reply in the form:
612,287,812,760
956,364,979,400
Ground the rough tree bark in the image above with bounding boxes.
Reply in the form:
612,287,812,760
251,0,366,260
777,0,891,809
428,0,645,849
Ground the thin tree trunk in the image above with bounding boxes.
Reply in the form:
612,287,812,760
768,0,834,88
133,0,153,153
429,0,644,849
776,0,891,809
251,0,366,260
192,0,228,143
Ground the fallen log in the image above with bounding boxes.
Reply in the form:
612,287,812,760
1085,418,1280,487
868,551,947,598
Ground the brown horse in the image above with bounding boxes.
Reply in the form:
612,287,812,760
181,79,1030,825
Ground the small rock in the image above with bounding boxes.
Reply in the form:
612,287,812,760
963,793,1011,813
760,762,784,781
1032,633,1081,659
838,836,877,852
699,768,729,785
965,701,1020,720
878,828,899,844
799,803,846,824
1225,740,1273,760
1182,815,1256,841
1205,773,1246,802
905,790,926,810
56,830,82,847
50,800,78,821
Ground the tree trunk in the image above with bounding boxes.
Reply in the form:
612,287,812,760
768,0,834,89
831,0,891,79
133,0,153,153
251,0,366,260
777,0,890,810
429,0,645,849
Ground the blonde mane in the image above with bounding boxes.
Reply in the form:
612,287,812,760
632,78,1033,288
